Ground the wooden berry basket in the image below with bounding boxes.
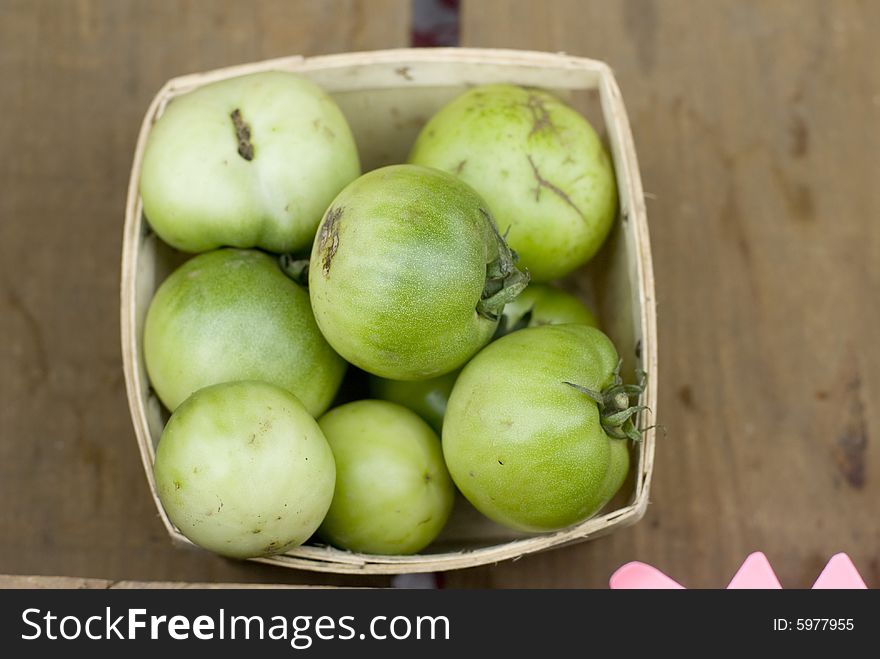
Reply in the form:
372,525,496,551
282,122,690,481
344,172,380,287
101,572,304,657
121,48,657,575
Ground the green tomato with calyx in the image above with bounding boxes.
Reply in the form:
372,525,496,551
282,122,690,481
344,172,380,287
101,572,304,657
409,84,618,282
154,381,336,558
140,71,360,254
318,400,455,555
443,324,642,532
497,283,598,336
308,164,529,380
144,248,346,416
369,370,459,434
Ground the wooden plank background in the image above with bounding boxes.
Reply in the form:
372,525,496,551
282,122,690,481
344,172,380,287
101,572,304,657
1,0,878,589
0,574,331,589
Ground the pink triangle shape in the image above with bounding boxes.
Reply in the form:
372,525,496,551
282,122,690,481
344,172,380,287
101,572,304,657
609,562,685,589
812,553,867,589
727,552,783,589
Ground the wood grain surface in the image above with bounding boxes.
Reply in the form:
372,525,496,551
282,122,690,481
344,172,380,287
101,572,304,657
0,574,334,589
2,0,878,589
451,0,880,588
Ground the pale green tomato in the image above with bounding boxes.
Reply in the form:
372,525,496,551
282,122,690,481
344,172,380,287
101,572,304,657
443,324,637,532
499,283,598,335
144,248,346,416
140,71,360,254
317,400,455,555
308,164,528,380
409,84,618,282
368,370,459,433
154,381,336,558
598,437,630,505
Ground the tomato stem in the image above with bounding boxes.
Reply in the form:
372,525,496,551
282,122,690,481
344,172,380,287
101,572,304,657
230,109,254,161
564,360,649,442
476,209,530,320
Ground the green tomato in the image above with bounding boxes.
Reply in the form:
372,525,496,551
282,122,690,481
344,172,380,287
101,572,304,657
317,400,455,555
368,370,459,433
144,248,346,416
154,381,336,558
499,283,598,335
409,84,618,282
308,164,528,380
443,324,639,532
597,436,630,506
140,71,360,254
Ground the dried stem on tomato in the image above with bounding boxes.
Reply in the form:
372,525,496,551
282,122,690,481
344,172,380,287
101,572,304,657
564,360,649,442
476,209,530,320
